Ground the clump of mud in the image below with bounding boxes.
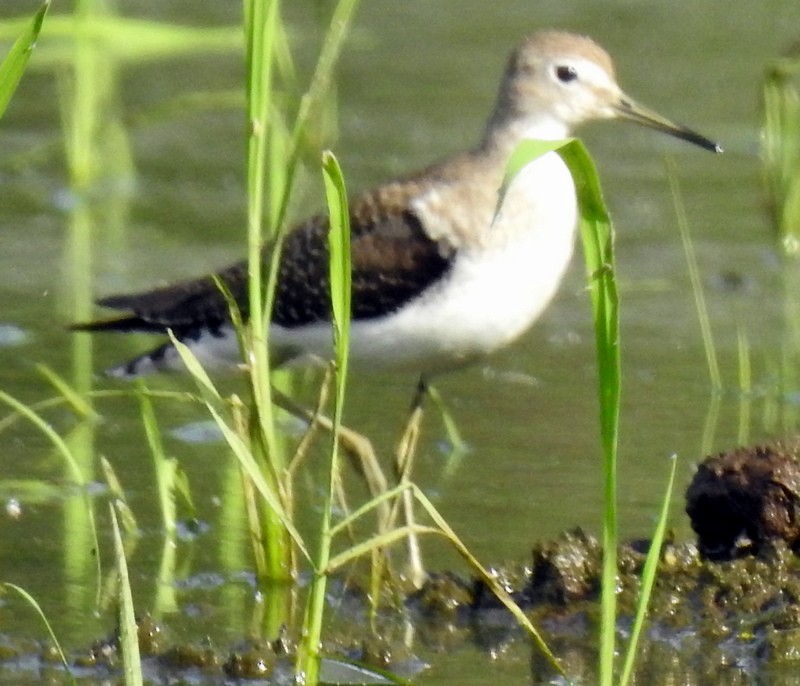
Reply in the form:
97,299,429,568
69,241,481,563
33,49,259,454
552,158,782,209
686,442,800,560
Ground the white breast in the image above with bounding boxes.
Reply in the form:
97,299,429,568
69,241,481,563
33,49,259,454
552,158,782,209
270,151,578,373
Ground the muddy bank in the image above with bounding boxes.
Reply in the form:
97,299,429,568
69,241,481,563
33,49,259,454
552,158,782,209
4,442,800,685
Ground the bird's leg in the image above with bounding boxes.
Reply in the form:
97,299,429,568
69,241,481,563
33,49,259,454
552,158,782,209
395,375,429,480
393,374,430,588
426,384,468,457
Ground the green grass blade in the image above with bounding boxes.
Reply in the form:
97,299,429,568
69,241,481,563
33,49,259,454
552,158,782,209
618,455,678,686
208,402,309,558
168,333,311,563
259,0,361,350
99,457,138,536
1,583,75,684
427,384,469,458
165,330,222,402
327,523,440,571
501,138,620,683
762,59,800,255
137,386,177,535
135,386,180,614
556,141,620,686
243,0,278,373
737,326,752,445
327,483,407,538
320,479,565,677
0,16,240,66
238,0,361,587
0,389,87,487
0,0,49,117
241,0,293,585
412,485,565,676
0,479,63,504
496,139,570,215
109,503,143,686
666,158,721,390
510,139,620,684
265,0,361,238
296,149,353,686
35,363,97,420
324,150,352,367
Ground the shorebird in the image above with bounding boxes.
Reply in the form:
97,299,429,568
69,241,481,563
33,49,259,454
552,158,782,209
73,30,720,380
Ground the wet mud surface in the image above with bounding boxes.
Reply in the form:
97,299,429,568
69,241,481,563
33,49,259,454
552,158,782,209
5,442,800,684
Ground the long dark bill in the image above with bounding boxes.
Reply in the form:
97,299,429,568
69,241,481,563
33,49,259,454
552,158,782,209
616,94,723,154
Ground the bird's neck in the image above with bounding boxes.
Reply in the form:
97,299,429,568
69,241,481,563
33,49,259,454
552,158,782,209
477,108,572,161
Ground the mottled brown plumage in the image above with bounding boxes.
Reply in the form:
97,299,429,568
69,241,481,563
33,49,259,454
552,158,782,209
73,30,720,378
76,181,455,337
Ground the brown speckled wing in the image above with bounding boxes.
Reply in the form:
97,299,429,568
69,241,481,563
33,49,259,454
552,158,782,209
74,188,454,335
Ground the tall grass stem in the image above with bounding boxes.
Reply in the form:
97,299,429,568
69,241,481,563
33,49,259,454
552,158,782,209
110,503,144,686
618,455,678,686
0,0,49,117
295,150,352,685
666,158,722,391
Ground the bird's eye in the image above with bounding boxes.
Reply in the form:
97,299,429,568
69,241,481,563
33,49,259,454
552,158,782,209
555,65,578,83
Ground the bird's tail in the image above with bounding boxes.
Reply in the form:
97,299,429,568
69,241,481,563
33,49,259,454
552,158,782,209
69,315,167,334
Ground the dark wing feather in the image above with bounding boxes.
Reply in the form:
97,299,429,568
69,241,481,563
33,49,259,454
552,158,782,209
73,184,454,335
72,260,249,336
273,189,454,327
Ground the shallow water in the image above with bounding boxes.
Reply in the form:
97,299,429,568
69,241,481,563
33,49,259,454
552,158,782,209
1,0,799,684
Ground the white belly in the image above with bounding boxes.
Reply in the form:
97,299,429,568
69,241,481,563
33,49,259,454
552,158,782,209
271,151,578,373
